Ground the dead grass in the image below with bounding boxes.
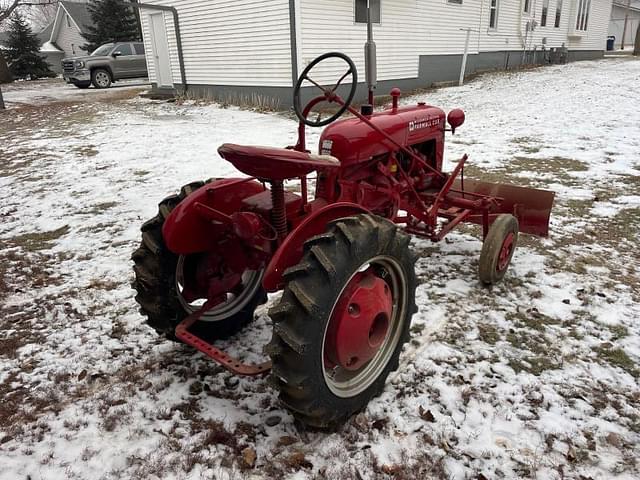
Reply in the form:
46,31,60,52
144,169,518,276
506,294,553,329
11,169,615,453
2,225,70,252
594,345,638,378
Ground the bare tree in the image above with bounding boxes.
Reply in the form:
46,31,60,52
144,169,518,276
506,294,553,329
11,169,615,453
27,0,58,30
0,0,57,26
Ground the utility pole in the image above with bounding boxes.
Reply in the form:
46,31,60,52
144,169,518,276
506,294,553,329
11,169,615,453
621,0,632,49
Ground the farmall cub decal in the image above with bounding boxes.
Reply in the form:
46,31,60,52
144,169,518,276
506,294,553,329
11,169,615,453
408,116,440,132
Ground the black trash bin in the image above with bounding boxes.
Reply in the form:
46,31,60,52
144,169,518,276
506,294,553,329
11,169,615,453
607,36,615,51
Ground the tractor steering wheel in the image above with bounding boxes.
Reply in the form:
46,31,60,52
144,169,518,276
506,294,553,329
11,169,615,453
293,52,358,128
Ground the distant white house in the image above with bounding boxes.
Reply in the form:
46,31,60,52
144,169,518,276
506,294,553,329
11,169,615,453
138,0,614,105
608,0,640,48
39,1,93,73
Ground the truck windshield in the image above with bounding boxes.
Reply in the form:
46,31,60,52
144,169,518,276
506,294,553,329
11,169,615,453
91,45,113,56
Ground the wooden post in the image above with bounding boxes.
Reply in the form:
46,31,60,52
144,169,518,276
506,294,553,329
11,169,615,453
621,0,631,50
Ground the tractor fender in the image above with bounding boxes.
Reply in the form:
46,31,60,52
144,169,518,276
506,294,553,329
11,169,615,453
162,178,265,254
262,202,370,292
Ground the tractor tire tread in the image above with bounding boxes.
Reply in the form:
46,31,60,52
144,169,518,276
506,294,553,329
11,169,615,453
131,179,265,341
268,214,417,428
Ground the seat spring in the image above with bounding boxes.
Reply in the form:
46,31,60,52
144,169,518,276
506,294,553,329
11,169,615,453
271,181,287,238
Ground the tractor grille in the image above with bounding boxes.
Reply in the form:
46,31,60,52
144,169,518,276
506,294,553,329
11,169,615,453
62,61,75,73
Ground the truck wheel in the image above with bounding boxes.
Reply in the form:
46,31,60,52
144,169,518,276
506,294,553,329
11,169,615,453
91,68,112,88
266,214,417,428
131,181,267,341
478,214,519,285
74,81,91,89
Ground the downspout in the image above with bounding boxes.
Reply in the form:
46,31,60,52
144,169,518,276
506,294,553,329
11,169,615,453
116,1,188,93
288,0,299,87
518,0,526,49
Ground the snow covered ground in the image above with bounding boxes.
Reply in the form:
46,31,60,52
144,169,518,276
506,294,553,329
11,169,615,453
1,78,149,107
0,57,639,480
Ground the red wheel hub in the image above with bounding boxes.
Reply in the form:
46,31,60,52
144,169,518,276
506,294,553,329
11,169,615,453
324,268,393,371
497,232,515,272
180,252,243,306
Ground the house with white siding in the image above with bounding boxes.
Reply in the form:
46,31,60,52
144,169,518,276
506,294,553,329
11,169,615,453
39,1,93,73
608,0,640,49
138,0,614,105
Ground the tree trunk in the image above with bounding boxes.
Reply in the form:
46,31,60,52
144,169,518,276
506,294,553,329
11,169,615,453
635,24,640,56
0,53,12,84
0,87,5,110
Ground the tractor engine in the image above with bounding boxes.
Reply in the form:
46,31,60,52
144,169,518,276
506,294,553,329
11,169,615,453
315,98,448,216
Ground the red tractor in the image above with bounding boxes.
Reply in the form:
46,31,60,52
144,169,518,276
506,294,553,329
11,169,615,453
132,52,554,427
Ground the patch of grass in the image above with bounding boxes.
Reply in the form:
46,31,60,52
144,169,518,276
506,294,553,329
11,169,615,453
478,323,500,344
3,225,70,252
594,345,637,378
609,324,629,341
72,145,99,157
507,309,560,332
84,201,118,215
509,355,559,375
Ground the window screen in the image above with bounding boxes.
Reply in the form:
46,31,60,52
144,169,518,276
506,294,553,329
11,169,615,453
541,0,549,27
489,0,499,29
554,0,563,27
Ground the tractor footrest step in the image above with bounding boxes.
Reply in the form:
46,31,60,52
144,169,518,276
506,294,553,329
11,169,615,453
175,308,271,376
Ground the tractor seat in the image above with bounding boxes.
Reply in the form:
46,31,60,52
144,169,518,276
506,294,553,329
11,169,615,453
218,143,340,181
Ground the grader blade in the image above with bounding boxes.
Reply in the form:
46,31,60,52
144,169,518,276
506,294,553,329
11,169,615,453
452,179,555,237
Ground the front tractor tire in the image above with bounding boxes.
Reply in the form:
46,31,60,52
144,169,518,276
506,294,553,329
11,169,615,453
267,214,417,428
131,181,266,341
478,213,519,285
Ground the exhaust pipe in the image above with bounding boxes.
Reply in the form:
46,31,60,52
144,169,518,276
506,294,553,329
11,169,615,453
364,3,377,105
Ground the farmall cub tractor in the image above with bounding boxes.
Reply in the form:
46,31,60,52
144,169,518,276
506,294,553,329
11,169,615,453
132,51,554,427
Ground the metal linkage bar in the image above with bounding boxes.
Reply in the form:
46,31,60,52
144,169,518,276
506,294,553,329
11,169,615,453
175,302,271,376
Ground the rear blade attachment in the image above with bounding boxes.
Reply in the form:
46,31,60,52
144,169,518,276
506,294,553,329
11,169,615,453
452,179,555,237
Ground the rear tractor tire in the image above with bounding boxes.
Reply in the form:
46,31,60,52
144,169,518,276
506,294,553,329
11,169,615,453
131,180,267,341
478,213,519,285
266,214,417,428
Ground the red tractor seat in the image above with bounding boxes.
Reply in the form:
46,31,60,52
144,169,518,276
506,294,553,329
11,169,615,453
218,143,340,181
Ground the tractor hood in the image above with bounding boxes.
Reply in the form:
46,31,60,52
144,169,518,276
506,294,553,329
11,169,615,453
319,104,446,166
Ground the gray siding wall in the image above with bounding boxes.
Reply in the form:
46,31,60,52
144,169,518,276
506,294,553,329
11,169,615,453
55,11,87,57
177,48,604,108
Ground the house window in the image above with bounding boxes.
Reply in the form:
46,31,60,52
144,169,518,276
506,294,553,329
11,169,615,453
71,43,76,55
355,0,380,23
575,0,590,30
66,14,71,28
554,0,563,27
489,0,499,29
541,0,549,26
448,0,463,4
523,0,531,14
